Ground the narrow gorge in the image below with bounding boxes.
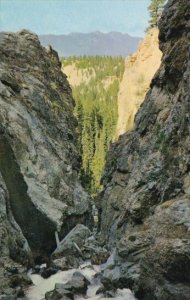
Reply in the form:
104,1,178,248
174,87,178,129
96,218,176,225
0,0,189,299
63,29,161,194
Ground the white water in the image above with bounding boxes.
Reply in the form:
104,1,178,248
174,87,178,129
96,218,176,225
26,263,136,300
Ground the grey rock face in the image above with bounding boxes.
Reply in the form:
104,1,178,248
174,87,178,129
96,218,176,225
98,0,190,299
0,173,32,294
0,30,92,291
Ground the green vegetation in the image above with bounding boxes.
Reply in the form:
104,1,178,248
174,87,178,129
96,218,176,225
147,0,166,31
62,56,125,194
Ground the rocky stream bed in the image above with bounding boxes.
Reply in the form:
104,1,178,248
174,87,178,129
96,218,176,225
24,224,136,300
26,262,136,300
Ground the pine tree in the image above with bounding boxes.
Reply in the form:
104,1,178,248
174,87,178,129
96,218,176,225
147,0,166,30
63,55,125,194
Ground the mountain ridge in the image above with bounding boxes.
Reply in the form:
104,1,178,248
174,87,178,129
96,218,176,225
39,31,142,57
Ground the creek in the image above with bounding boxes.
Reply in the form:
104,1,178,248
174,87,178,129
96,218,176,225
26,262,136,300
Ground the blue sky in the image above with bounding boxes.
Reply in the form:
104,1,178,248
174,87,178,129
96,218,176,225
0,0,150,37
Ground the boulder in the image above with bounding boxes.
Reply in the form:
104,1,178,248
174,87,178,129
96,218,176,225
45,271,89,300
52,224,91,261
41,266,58,279
58,271,89,294
45,288,73,300
51,257,69,271
101,262,140,291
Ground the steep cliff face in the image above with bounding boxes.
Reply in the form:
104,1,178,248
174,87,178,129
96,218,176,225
0,172,32,293
98,0,190,299
115,28,162,138
0,30,92,286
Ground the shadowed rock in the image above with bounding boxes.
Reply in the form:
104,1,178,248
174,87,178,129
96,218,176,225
98,0,190,299
0,30,92,293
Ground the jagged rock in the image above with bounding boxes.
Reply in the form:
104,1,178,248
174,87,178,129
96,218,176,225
98,0,190,299
46,271,89,300
83,235,110,264
40,266,58,279
101,266,121,289
101,261,140,292
9,273,32,288
0,30,92,292
52,224,91,265
56,271,89,294
91,248,110,265
51,257,69,271
52,224,110,268
45,288,72,300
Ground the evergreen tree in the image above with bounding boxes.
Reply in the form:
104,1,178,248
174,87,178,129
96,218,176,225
147,0,166,30
62,55,125,194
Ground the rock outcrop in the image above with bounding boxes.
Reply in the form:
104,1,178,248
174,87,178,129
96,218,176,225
0,30,92,293
115,28,162,138
98,0,190,299
52,224,91,260
45,271,90,299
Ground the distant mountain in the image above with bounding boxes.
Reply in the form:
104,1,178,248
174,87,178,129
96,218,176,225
39,31,142,57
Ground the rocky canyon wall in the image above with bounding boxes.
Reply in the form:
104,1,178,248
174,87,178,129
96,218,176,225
0,30,92,292
98,0,190,299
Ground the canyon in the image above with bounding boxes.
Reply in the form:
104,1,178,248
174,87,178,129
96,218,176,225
63,29,161,192
0,0,189,299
